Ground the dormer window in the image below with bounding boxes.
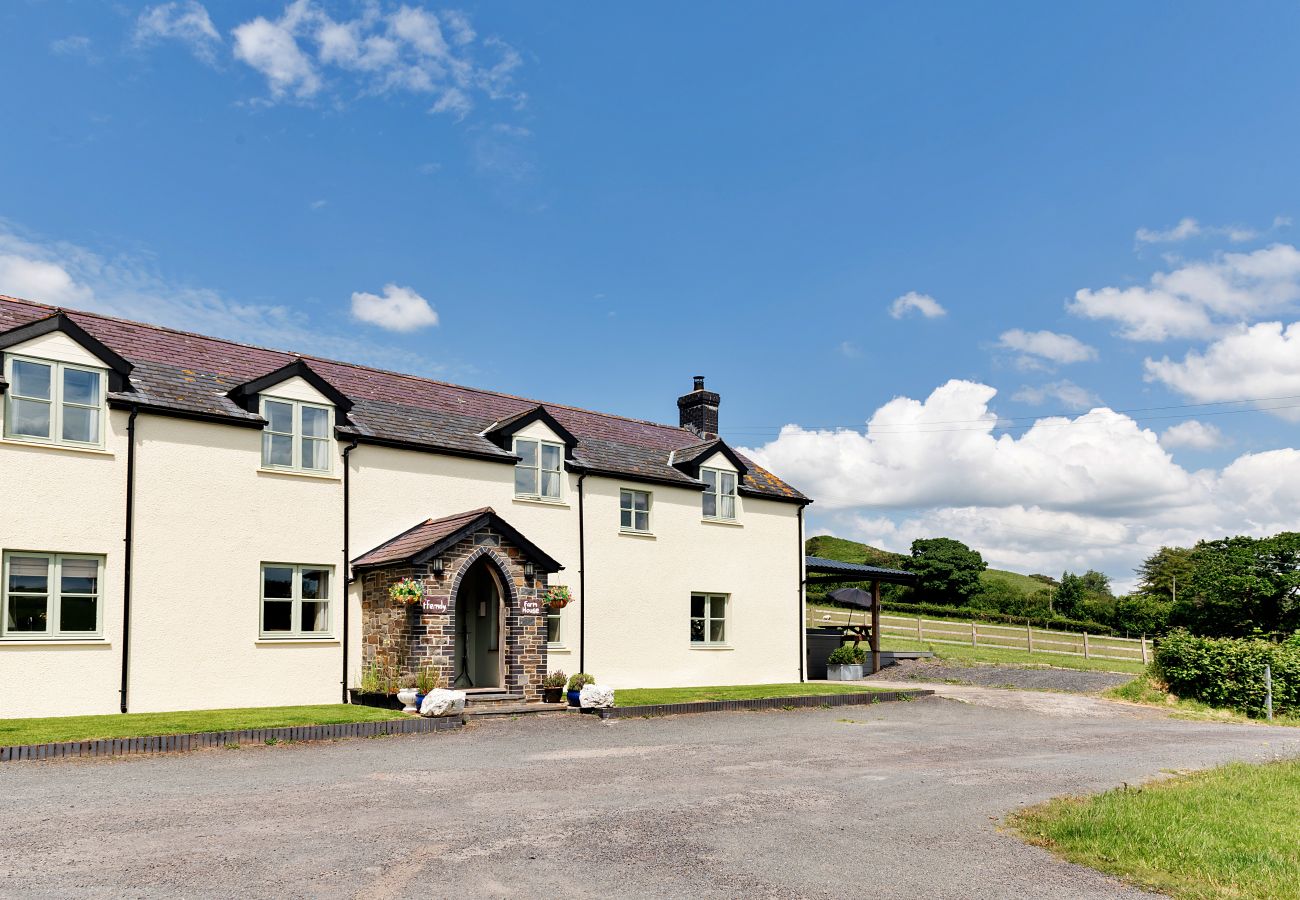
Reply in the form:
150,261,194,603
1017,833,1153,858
702,467,737,521
3,356,105,447
514,437,563,500
261,397,333,473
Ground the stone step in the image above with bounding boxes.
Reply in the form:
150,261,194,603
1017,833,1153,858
463,692,526,707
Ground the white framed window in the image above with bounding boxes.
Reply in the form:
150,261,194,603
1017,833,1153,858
260,397,333,473
701,468,737,520
514,437,563,500
2,552,103,639
3,355,106,447
620,488,651,532
690,592,728,645
546,609,562,646
260,563,333,639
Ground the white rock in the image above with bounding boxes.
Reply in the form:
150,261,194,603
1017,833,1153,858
419,689,466,717
579,684,615,708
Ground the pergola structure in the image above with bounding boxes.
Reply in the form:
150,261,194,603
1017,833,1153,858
805,555,918,674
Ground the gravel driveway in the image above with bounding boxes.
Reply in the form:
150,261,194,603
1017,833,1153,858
867,659,1136,693
2,692,1296,899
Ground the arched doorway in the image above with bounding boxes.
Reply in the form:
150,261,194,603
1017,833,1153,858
453,556,505,689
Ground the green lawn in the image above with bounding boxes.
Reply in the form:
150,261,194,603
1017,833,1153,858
1106,675,1300,727
615,682,888,707
0,704,405,746
867,634,1147,674
1010,758,1300,899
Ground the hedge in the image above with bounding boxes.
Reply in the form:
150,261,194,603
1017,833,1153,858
1153,629,1300,717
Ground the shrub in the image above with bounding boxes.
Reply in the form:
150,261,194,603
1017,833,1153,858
567,672,595,692
1153,629,1300,717
543,670,567,689
827,644,866,665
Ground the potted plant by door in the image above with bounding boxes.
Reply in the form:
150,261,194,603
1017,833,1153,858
542,670,567,704
415,667,442,711
566,672,594,707
826,643,867,681
397,674,420,713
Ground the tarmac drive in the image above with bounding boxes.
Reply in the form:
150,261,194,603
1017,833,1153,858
2,688,1297,899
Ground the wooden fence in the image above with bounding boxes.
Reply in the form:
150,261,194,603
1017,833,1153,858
810,607,1149,665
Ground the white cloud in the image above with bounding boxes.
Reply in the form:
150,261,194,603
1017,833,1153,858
0,220,442,376
838,341,861,358
1011,380,1100,411
1069,243,1300,341
1144,321,1300,421
232,6,322,100
50,35,96,61
997,328,1097,368
1135,217,1260,245
889,291,946,320
350,284,439,332
1160,421,1228,450
743,379,1300,586
133,1,222,65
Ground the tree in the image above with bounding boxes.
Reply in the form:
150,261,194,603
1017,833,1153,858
904,538,987,606
1171,533,1300,637
1135,546,1195,601
1056,570,1114,621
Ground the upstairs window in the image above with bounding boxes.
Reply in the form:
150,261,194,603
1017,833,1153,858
701,468,737,520
260,564,332,639
3,356,105,447
261,397,333,473
514,438,563,500
620,489,651,532
2,552,103,639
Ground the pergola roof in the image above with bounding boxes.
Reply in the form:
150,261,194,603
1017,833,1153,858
805,555,917,585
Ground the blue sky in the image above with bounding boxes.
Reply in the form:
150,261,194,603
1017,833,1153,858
4,1,1300,585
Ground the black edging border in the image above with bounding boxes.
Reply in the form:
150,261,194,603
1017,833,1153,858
0,715,462,763
587,688,934,719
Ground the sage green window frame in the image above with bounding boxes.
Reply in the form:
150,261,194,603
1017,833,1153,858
689,592,728,645
701,468,738,521
259,563,334,639
2,551,104,640
513,437,564,501
259,396,334,474
2,354,107,448
619,488,652,533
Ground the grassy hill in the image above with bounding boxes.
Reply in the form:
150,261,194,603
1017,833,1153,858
805,534,1052,601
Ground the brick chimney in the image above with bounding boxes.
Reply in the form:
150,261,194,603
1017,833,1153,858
677,376,720,439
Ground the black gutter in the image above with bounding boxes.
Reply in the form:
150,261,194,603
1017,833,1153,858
577,472,588,673
120,406,139,713
797,504,805,683
106,398,266,430
341,438,359,703
341,431,519,465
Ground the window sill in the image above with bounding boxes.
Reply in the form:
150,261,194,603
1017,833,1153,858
0,638,108,646
255,638,339,645
257,467,340,482
512,496,569,509
547,644,570,652
0,438,113,457
618,529,656,539
689,643,734,651
701,517,743,527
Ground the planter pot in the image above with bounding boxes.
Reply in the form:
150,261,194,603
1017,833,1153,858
349,690,405,710
567,689,582,707
548,599,569,610
543,686,564,704
397,687,420,713
827,663,866,681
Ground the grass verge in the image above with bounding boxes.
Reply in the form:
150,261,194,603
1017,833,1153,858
869,635,1147,674
0,704,405,746
1105,675,1300,727
615,683,888,707
1010,758,1300,899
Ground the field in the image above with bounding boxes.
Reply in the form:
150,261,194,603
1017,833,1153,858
1011,758,1300,899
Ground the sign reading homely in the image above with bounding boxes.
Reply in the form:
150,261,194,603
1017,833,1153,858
521,596,541,616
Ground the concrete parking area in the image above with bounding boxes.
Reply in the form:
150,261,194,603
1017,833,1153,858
1,689,1296,899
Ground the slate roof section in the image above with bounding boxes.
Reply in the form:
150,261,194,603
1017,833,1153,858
805,556,918,585
352,507,563,572
0,295,808,503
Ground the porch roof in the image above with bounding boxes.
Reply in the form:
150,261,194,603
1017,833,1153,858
352,507,564,573
805,555,917,586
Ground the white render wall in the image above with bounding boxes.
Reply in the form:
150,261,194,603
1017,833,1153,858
1,408,803,718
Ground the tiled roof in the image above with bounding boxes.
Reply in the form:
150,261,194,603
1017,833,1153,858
352,507,564,572
0,295,808,502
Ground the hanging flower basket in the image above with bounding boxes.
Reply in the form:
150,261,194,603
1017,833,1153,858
389,578,425,606
544,585,572,610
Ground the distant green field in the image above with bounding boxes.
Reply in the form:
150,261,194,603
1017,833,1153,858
806,534,1050,602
